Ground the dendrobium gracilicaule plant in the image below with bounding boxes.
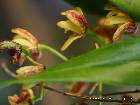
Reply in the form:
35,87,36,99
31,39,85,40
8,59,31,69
0,4,140,105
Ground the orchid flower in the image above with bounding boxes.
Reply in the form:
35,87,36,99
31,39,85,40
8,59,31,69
8,89,33,105
94,4,137,43
11,28,41,61
57,7,87,51
7,65,45,105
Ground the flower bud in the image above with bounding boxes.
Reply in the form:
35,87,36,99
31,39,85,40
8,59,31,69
16,65,45,78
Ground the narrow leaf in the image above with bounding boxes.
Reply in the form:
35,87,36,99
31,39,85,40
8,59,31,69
1,37,140,88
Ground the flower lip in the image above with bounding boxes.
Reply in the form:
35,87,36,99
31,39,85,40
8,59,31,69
124,22,138,34
0,41,22,64
16,89,30,104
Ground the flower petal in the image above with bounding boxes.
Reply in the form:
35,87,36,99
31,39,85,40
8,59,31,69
57,20,82,34
113,22,133,41
104,16,132,26
61,34,82,51
13,38,41,60
13,38,36,48
75,7,84,15
61,8,87,33
124,22,137,34
11,28,39,46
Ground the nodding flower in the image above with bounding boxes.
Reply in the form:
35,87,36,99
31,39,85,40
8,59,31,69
94,4,137,43
57,7,87,51
11,28,41,61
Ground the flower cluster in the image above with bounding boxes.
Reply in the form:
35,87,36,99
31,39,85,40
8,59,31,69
4,28,46,105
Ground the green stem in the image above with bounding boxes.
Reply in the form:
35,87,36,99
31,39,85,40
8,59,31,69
98,82,103,105
38,44,68,61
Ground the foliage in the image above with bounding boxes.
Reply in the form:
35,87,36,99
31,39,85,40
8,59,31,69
2,37,140,87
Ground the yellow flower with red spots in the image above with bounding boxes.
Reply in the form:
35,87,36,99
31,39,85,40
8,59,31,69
94,4,137,43
57,7,87,51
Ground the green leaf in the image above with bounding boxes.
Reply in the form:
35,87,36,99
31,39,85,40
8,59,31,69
65,0,140,21
1,37,140,88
